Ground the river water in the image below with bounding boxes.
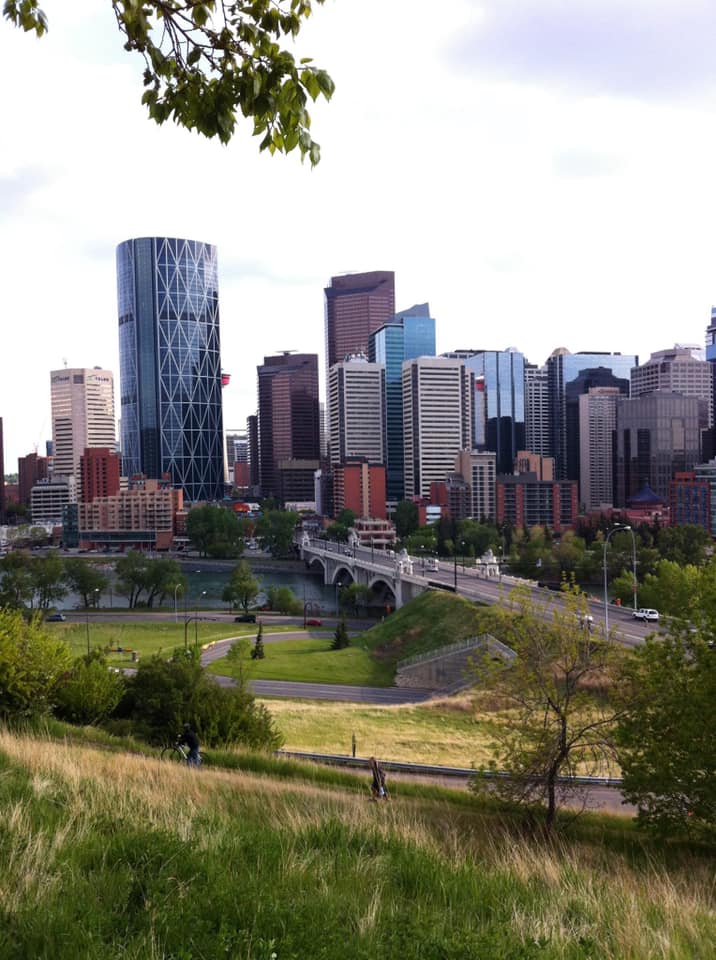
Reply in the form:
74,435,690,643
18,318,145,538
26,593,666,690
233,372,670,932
58,558,338,614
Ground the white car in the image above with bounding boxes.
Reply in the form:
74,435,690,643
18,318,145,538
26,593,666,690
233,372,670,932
633,608,659,622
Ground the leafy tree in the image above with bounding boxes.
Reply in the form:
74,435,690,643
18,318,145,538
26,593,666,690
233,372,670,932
145,557,185,608
54,650,126,725
654,524,710,567
119,647,281,748
340,582,369,615
63,557,110,609
187,504,243,558
0,609,72,719
255,510,298,557
616,628,716,838
29,553,67,610
331,617,350,650
471,587,626,832
635,559,700,618
4,0,334,163
0,550,35,610
394,500,419,539
222,559,259,611
250,621,265,659
266,584,302,615
114,550,150,608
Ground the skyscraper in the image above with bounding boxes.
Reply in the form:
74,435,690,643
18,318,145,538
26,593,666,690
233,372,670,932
50,367,116,487
524,363,550,457
546,349,637,481
329,356,385,467
445,349,525,475
578,387,620,511
257,353,320,501
615,392,704,504
369,304,436,500
324,271,395,372
631,345,712,427
402,357,472,499
117,237,224,502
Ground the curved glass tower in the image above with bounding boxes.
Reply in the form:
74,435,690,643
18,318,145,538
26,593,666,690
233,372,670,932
117,237,224,502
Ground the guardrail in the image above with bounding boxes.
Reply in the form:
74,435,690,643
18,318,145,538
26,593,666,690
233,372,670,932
397,635,485,669
275,749,624,789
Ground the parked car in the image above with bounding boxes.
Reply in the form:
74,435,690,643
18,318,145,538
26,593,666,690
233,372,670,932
46,612,66,622
305,618,323,627
234,613,257,623
633,608,659,622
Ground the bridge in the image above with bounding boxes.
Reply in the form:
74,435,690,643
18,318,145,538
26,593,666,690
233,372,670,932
299,537,502,610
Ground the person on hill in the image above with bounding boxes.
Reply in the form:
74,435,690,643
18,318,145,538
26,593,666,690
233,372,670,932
177,722,201,767
369,756,388,801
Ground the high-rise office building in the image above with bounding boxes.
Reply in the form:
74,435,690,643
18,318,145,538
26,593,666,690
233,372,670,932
546,349,637,481
117,237,224,503
324,271,395,372
578,387,620,511
524,363,550,457
402,357,472,499
50,367,116,487
247,415,259,493
615,392,704,504
369,303,436,501
328,356,385,467
631,345,712,427
257,352,320,501
443,349,525,475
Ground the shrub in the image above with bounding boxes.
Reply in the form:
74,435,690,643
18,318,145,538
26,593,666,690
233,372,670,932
54,651,126,725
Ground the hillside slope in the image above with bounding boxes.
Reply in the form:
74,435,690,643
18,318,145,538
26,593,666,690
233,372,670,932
0,730,713,960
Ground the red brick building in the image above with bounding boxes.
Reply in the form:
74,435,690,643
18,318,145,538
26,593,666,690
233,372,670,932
496,473,578,533
80,447,121,503
333,462,386,519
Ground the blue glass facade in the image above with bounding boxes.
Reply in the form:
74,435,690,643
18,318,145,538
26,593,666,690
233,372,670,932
369,304,435,501
463,350,526,476
547,352,637,481
117,237,224,503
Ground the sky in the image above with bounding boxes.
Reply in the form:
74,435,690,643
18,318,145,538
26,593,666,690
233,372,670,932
3,0,716,468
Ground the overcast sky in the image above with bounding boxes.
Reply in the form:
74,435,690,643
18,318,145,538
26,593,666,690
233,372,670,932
3,0,716,468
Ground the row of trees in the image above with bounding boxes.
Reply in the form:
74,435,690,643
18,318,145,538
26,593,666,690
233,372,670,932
472,586,716,838
0,607,281,750
0,550,187,611
186,505,299,558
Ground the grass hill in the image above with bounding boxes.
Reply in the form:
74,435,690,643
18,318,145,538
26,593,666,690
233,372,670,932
363,589,489,664
0,728,713,959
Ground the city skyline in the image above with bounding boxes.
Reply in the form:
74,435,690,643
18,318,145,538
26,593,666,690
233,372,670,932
5,1,716,467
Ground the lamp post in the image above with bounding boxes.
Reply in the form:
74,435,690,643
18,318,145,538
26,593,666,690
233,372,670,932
195,590,207,646
174,583,183,623
453,540,466,591
85,588,100,656
335,580,342,616
603,525,634,636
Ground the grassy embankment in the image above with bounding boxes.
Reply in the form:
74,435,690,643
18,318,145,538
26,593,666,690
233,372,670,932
0,728,713,960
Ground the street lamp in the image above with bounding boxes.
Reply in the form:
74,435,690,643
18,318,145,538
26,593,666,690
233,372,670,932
195,590,207,646
85,588,100,656
453,540,466,591
174,583,183,623
335,580,342,616
603,525,636,636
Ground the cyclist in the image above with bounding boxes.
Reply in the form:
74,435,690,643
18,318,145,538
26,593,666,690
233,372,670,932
177,722,201,767
369,756,388,801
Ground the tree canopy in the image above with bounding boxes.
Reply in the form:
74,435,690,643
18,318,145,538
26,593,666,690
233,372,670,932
4,0,334,163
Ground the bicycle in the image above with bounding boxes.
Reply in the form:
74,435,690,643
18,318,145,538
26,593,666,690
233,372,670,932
161,741,202,768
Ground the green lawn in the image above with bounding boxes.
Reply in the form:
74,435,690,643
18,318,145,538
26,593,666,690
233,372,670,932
207,636,395,686
45,621,296,665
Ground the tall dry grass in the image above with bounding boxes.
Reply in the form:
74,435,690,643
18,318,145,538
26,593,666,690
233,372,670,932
0,729,713,959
